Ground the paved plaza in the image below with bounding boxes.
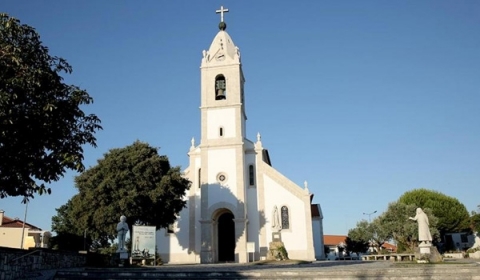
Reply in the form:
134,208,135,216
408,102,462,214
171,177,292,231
33,259,480,279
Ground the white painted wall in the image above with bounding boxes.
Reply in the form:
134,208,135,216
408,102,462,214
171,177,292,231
207,149,238,207
263,175,307,251
207,108,235,139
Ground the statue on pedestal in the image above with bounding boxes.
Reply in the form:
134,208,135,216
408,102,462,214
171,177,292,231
116,215,129,252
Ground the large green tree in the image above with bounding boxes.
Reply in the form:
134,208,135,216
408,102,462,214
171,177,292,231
398,189,470,236
347,219,390,253
377,202,439,252
0,13,101,200
51,141,191,249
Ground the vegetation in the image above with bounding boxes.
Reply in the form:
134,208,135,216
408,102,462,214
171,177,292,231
470,205,480,234
345,236,369,255
376,202,439,252
0,13,101,200
347,219,389,253
51,141,191,251
347,189,459,253
399,189,471,237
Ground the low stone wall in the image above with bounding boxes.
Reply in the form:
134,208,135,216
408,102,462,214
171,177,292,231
470,251,480,259
444,252,464,259
0,246,86,280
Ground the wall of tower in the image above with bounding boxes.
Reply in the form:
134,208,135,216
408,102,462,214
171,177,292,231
206,108,236,139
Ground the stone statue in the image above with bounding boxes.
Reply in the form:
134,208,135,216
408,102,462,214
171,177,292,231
271,206,282,231
409,208,432,245
116,215,129,252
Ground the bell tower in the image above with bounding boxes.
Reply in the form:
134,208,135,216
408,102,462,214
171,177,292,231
199,6,246,147
195,6,249,264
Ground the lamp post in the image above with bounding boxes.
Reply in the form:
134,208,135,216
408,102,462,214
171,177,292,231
363,210,377,253
20,201,29,249
363,210,377,222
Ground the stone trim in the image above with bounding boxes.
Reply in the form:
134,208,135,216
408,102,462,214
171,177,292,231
260,161,306,199
207,202,237,219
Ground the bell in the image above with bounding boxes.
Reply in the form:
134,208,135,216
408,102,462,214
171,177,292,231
216,88,226,100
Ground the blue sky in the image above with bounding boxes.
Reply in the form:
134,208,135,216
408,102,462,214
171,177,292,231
2,1,479,236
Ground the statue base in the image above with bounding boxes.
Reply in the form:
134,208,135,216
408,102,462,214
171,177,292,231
414,245,443,263
267,241,288,261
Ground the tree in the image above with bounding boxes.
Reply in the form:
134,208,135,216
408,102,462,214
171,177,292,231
51,141,191,249
345,236,369,255
348,219,390,253
377,202,439,252
471,205,480,234
398,189,471,236
0,13,101,200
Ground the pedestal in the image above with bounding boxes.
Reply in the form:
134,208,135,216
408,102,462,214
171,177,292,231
267,232,288,260
116,249,129,267
414,244,442,263
419,244,431,254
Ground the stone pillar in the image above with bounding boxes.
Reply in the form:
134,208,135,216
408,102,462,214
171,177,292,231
233,218,248,263
199,220,213,263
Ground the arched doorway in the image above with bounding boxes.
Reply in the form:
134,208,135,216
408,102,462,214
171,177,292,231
217,212,235,262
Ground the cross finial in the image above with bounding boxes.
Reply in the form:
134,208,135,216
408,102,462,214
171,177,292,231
216,6,229,22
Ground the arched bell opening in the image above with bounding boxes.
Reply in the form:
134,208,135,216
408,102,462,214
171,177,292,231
213,209,235,262
215,74,227,100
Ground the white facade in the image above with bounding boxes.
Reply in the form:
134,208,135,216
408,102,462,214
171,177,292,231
156,11,325,264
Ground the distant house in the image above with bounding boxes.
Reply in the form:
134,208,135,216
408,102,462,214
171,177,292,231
381,242,397,253
323,235,347,260
0,210,50,249
443,232,479,251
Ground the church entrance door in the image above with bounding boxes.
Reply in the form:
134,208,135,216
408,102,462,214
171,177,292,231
217,212,235,262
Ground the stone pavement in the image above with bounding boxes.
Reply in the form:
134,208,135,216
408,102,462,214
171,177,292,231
34,259,480,279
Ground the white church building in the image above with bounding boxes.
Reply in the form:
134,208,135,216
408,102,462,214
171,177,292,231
156,7,325,264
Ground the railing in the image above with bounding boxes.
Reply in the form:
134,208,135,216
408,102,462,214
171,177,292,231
362,253,415,261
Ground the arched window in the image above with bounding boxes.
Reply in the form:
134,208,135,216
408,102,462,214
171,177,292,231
249,165,255,186
215,75,226,100
198,168,201,188
281,206,289,229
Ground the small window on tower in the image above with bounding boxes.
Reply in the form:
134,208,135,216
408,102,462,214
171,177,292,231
219,127,224,137
215,75,226,100
249,165,255,186
198,168,201,189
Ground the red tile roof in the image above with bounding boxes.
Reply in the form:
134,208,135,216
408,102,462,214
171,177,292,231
1,215,41,230
382,242,397,252
324,235,347,246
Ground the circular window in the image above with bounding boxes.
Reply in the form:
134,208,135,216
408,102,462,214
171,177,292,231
217,173,228,183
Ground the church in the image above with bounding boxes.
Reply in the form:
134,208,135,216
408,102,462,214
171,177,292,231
156,7,325,264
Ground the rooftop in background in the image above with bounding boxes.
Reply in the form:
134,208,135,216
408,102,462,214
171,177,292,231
0,210,42,230
324,235,347,245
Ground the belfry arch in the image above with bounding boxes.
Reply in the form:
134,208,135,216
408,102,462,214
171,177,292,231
215,74,227,100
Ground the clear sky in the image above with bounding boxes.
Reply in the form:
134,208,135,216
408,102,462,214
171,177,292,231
2,1,479,236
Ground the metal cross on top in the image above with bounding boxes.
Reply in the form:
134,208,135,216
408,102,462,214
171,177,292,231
216,6,229,22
